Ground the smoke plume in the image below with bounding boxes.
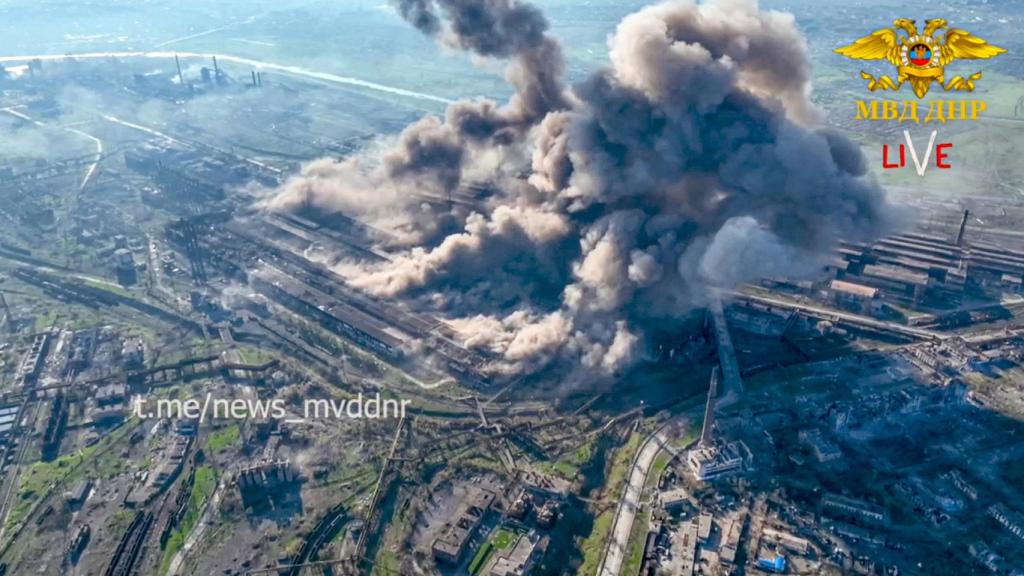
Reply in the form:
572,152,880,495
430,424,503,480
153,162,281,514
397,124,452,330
265,0,891,381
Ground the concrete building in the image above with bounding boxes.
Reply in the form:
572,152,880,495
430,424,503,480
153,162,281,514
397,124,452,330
798,429,842,463
687,440,750,481
719,514,743,565
763,528,810,555
829,521,885,546
432,488,496,564
943,469,979,501
660,487,689,511
16,332,51,386
675,520,699,576
236,459,297,491
988,504,1024,543
968,541,1002,573
488,531,548,576
122,337,145,370
114,247,137,285
821,493,888,525
697,511,713,543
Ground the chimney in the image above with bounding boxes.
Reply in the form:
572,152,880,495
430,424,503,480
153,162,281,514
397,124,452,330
174,54,185,87
251,70,257,87
699,367,719,448
956,209,970,247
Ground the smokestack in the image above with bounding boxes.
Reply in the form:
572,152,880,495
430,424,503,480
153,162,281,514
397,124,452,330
0,291,11,333
174,54,185,87
956,209,970,247
251,70,257,88
699,367,719,448
256,72,262,87
212,56,220,83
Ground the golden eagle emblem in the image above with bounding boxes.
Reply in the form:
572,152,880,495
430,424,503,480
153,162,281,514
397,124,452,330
835,18,1006,98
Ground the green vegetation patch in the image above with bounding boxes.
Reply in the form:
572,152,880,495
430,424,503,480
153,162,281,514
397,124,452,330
204,423,240,453
623,448,672,576
6,423,133,532
578,512,613,576
622,504,652,576
490,527,521,550
468,542,494,575
545,441,595,480
159,465,218,575
236,346,274,365
578,432,643,575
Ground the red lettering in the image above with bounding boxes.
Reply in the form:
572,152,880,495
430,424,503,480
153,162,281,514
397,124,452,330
936,143,953,169
882,144,904,169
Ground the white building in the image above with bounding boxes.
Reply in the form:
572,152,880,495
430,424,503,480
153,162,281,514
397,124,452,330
688,440,751,481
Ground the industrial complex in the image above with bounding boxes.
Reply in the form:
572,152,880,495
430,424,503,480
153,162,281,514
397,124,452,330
1,1,1023,576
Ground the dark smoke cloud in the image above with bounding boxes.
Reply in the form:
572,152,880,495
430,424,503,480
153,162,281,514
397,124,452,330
267,0,892,381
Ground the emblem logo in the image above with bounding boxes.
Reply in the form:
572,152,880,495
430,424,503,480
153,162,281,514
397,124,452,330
835,18,1006,98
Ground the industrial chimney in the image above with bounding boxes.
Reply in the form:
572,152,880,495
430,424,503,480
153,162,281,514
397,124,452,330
956,209,970,247
699,367,720,448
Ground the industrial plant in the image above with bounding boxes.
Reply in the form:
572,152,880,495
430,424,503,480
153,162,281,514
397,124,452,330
0,0,1023,575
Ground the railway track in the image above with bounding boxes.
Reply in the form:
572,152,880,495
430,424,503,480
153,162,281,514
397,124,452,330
103,511,154,576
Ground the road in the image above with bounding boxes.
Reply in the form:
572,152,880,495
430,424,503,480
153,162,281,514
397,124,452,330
1,106,105,243
63,127,103,191
598,418,689,576
2,108,103,192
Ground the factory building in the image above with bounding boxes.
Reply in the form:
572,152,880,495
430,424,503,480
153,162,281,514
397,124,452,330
828,279,882,315
820,494,888,525
127,143,276,211
251,273,406,360
832,220,1024,312
16,332,51,386
988,504,1024,543
236,460,297,491
0,403,19,434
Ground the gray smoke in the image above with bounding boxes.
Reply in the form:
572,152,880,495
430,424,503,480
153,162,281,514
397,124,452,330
267,0,892,381
266,0,569,248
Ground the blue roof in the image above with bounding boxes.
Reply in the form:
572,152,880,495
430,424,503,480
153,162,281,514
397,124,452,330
757,554,786,572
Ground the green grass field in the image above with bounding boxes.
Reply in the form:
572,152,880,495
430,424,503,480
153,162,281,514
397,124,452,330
204,423,240,454
468,542,494,575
